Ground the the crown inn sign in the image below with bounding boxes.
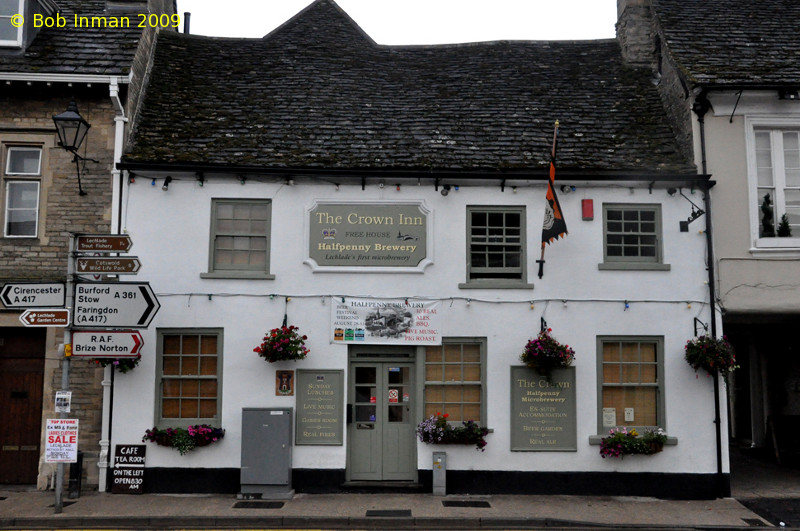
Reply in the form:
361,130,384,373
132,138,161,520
306,202,431,272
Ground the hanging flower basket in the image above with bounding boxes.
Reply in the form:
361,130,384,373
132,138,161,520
253,325,309,363
142,425,225,455
684,335,737,381
93,355,141,374
520,328,575,380
416,413,489,451
599,428,667,458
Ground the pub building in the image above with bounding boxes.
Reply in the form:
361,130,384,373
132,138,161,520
110,0,727,498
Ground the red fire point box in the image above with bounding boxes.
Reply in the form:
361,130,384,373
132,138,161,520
582,199,594,221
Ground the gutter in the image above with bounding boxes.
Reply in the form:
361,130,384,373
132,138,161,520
693,90,728,498
118,161,710,184
0,72,131,85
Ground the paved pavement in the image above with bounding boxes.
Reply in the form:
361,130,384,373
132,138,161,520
0,447,795,530
0,489,772,529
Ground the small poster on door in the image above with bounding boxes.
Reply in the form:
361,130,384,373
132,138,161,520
388,389,399,403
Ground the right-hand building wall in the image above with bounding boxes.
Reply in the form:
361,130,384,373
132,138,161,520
618,0,800,457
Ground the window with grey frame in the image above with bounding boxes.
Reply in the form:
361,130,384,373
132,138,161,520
206,199,272,278
423,338,486,423
4,146,42,238
156,329,222,427
464,206,527,285
601,204,669,270
597,336,664,432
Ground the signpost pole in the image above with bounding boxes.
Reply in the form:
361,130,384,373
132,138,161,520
54,235,75,514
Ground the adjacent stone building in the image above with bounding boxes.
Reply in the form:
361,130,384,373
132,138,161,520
0,0,175,489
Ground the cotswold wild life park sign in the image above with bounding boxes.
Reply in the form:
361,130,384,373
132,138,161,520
306,202,431,272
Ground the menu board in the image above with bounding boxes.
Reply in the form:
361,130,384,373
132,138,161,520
111,444,146,494
510,366,577,451
296,370,344,445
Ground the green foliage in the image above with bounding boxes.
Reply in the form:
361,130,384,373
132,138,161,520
778,214,793,237
600,428,667,458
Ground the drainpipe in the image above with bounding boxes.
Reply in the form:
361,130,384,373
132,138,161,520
97,78,128,492
693,92,727,497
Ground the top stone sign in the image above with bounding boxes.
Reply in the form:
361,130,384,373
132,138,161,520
76,234,133,253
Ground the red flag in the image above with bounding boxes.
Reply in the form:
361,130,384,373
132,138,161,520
541,122,568,247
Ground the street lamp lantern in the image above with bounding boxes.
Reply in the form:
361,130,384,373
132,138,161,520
53,99,91,152
52,99,97,196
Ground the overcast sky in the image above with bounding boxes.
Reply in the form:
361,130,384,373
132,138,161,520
178,0,618,43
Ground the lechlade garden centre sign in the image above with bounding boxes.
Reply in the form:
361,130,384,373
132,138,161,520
306,201,431,272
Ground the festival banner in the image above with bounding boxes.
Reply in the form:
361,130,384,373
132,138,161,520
330,297,442,345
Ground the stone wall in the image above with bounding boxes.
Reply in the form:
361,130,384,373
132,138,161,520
0,84,116,489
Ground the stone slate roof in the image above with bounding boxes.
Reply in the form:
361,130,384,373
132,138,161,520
0,0,145,76
652,0,800,86
123,0,694,175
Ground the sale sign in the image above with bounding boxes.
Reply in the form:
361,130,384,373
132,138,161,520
45,419,78,463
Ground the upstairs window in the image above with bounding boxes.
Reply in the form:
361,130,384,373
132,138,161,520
203,198,273,279
0,0,23,47
461,205,531,288
600,204,669,271
754,130,800,238
3,146,42,238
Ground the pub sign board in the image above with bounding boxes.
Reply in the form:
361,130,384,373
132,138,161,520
306,201,431,272
510,366,577,451
296,370,344,445
111,444,146,494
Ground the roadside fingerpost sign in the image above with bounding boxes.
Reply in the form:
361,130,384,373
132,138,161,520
75,234,133,253
1,282,66,308
76,257,142,275
70,330,144,358
73,282,160,328
20,309,70,327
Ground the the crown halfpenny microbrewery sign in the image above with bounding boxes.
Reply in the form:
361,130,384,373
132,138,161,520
307,202,430,271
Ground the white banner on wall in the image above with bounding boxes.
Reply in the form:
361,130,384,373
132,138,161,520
330,298,442,345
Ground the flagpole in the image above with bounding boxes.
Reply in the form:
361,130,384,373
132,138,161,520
537,121,560,279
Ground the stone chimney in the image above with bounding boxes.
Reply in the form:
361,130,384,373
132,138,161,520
616,0,656,68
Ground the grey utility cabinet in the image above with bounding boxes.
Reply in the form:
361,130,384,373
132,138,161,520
240,407,294,499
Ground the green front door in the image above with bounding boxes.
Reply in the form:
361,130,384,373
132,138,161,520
348,361,416,481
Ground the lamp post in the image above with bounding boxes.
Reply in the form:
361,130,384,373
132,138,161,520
53,100,97,196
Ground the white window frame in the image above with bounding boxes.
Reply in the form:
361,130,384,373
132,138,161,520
0,0,24,48
746,116,800,254
6,146,42,175
4,180,39,237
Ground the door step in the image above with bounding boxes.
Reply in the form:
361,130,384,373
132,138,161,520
342,481,424,493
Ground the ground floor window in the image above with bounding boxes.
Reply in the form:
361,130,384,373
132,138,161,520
597,336,664,431
423,338,485,422
156,329,222,427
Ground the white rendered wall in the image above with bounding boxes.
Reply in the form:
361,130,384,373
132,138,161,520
113,175,723,474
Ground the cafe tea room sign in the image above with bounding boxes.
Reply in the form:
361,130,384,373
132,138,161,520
306,201,431,272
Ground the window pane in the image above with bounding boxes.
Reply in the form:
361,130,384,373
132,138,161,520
160,332,220,424
426,385,443,403
0,20,17,41
6,208,36,236
463,364,481,382
601,339,660,429
7,148,41,175
444,344,461,362
425,364,442,381
7,181,38,208
182,335,199,354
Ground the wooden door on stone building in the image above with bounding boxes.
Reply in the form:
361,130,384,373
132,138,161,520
0,327,46,484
